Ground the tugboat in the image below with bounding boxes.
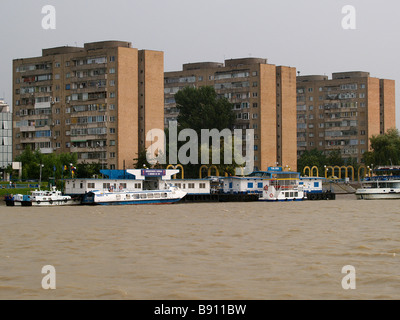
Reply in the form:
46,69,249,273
7,186,80,206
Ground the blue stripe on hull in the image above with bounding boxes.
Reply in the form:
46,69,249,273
91,198,182,205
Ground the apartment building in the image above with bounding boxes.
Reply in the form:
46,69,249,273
13,41,164,170
296,71,396,163
164,58,297,172
0,99,12,170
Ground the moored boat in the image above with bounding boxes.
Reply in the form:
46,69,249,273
356,166,400,200
222,167,305,201
81,184,186,205
8,186,80,206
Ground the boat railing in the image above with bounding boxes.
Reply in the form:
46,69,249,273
364,175,400,182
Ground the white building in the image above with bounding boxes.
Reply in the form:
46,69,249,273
64,169,211,195
0,99,12,171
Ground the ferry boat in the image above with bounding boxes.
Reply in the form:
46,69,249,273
81,184,186,205
79,169,187,205
222,167,305,201
5,186,80,206
356,166,400,200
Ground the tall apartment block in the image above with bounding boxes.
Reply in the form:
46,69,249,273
0,99,12,170
12,41,164,170
164,58,297,172
296,71,396,163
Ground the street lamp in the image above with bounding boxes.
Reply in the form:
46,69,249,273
39,164,44,190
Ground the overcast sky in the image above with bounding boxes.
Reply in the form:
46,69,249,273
1,0,399,127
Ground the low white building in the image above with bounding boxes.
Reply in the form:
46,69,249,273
64,169,211,195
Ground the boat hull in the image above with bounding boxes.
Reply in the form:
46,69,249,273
89,198,183,206
356,191,400,200
82,188,187,206
22,199,81,206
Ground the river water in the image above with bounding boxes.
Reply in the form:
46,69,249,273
1,194,400,300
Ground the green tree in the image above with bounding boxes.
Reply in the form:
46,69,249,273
173,86,237,178
175,86,235,134
133,148,152,169
363,128,400,166
297,149,327,176
326,149,344,167
14,147,77,181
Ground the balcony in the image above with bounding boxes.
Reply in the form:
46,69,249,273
71,63,107,71
71,86,108,94
69,74,107,82
34,101,52,109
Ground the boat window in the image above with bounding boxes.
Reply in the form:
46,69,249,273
140,194,147,199
134,194,140,199
148,193,154,199
162,193,168,198
154,193,160,198
126,194,130,199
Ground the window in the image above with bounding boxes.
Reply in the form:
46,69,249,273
109,68,116,74
252,82,258,87
88,183,95,188
110,128,116,134
55,74,60,80
247,182,254,188
110,140,116,146
257,182,263,188
188,183,195,189
109,56,115,62
109,92,115,98
110,80,115,86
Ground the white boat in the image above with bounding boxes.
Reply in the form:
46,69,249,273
356,176,400,200
9,186,80,206
81,184,187,205
222,168,305,201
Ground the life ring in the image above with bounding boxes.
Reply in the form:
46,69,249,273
263,185,268,191
269,193,274,198
37,200,41,204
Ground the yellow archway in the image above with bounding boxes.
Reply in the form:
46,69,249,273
358,165,367,181
311,166,319,177
167,164,184,179
208,165,219,177
346,165,355,181
303,166,311,176
199,165,209,179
